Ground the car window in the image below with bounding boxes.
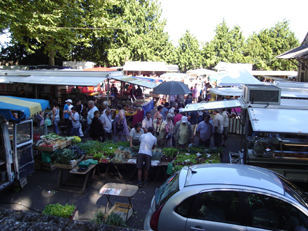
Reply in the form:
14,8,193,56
247,193,308,231
193,191,241,225
156,172,179,208
175,195,197,217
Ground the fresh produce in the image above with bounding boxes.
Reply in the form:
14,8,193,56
162,147,178,157
51,148,82,164
71,136,81,144
117,141,130,148
152,148,163,160
42,203,75,218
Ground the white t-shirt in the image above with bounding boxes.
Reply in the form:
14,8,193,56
129,128,144,141
99,113,112,133
68,105,73,120
222,111,229,127
213,114,224,134
71,112,80,128
87,106,98,124
138,133,157,156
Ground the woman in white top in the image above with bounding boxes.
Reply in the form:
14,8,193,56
51,100,60,135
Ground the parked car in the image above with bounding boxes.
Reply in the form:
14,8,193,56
144,163,308,231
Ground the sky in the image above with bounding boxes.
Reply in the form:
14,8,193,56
159,0,308,45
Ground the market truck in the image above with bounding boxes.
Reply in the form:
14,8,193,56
183,84,308,183
0,96,49,191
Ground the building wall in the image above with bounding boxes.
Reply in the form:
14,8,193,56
297,33,308,82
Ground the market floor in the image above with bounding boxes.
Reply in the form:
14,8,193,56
0,134,241,230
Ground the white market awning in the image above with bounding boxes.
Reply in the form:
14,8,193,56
216,69,262,86
12,76,106,86
182,100,242,112
123,61,168,71
0,70,122,77
110,76,159,89
209,87,243,96
187,69,216,75
248,108,308,134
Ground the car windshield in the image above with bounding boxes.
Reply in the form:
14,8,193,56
276,173,308,209
155,172,179,209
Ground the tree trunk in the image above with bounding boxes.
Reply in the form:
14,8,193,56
49,49,55,66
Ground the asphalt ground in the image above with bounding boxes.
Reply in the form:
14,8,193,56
0,134,242,230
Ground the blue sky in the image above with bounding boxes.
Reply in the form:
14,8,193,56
159,0,308,45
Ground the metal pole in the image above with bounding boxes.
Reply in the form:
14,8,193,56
107,79,110,101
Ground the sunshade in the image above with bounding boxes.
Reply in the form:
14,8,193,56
153,81,191,95
216,69,262,86
182,100,242,112
83,67,117,71
0,96,49,122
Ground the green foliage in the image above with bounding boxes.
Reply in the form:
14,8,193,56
244,20,299,70
42,203,75,218
162,147,178,157
92,210,126,227
77,140,120,158
51,148,79,165
1,0,119,65
177,30,203,72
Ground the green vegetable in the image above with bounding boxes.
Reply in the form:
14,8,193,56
42,203,75,218
92,210,126,227
162,147,178,157
51,148,80,164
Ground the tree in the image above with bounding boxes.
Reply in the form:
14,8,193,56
202,20,246,68
0,0,118,65
244,20,300,70
106,0,176,66
176,30,202,72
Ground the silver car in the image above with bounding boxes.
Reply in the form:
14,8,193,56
144,163,308,231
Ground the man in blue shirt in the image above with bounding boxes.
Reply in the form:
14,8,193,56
161,102,169,120
63,99,73,136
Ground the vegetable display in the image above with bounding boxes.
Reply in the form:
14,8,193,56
162,147,178,158
51,147,83,165
42,203,75,218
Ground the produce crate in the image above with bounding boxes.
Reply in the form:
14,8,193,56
85,156,109,163
107,202,133,222
160,156,175,162
69,207,79,220
37,144,59,152
34,160,42,170
42,162,57,171
54,156,84,170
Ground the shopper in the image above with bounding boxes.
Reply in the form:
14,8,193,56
165,114,174,147
174,116,193,148
173,109,183,125
113,105,129,142
188,110,199,137
222,109,229,147
136,127,157,188
63,99,73,136
185,94,192,106
213,110,224,147
161,102,169,120
130,123,144,148
70,107,80,136
196,114,214,147
168,103,177,117
89,111,104,141
84,100,98,136
154,105,163,120
99,108,113,141
142,111,153,133
153,114,167,147
136,86,142,97
51,100,60,135
110,84,118,96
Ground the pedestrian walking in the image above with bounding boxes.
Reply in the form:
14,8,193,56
222,109,229,147
174,116,193,148
84,100,98,136
153,114,167,147
213,110,224,147
70,107,80,136
99,108,113,141
50,100,60,135
113,105,130,142
89,111,104,141
196,114,214,147
63,99,73,136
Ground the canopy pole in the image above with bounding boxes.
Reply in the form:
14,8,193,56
107,79,109,101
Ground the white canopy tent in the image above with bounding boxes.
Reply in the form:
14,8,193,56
215,69,262,86
123,61,168,72
187,69,216,76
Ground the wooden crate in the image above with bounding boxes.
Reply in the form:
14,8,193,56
34,160,42,170
54,156,84,170
107,202,133,222
42,162,57,171
37,144,59,152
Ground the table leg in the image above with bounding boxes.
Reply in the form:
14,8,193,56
102,165,109,178
114,165,123,180
105,194,113,214
154,166,161,182
81,172,90,195
129,168,137,181
57,169,63,190
126,197,134,221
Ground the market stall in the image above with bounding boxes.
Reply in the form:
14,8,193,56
0,96,49,191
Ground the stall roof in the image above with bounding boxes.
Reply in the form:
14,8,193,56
251,70,297,76
12,76,107,86
182,100,242,112
0,70,122,77
248,108,308,134
209,87,243,96
0,96,49,121
276,43,308,59
216,69,262,86
110,76,159,88
187,69,216,75
123,61,168,71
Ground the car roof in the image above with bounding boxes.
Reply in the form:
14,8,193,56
184,164,284,195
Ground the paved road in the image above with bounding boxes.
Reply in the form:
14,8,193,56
0,134,241,230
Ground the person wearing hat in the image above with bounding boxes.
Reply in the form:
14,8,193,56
63,99,73,136
174,116,193,149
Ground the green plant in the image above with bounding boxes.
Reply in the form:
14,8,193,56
42,203,75,218
51,148,78,164
162,147,178,157
92,210,126,227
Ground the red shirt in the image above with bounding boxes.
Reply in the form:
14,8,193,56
173,113,183,125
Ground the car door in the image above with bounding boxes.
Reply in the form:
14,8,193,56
244,192,308,231
185,190,247,231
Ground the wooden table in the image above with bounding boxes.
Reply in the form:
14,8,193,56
99,183,138,220
57,164,98,194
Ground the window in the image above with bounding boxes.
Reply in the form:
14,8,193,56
247,193,308,231
155,173,179,208
16,122,31,145
175,195,197,217
193,191,241,225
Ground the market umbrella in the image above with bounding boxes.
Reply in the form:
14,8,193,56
153,81,191,95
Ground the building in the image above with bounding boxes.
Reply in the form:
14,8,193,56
277,32,308,82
